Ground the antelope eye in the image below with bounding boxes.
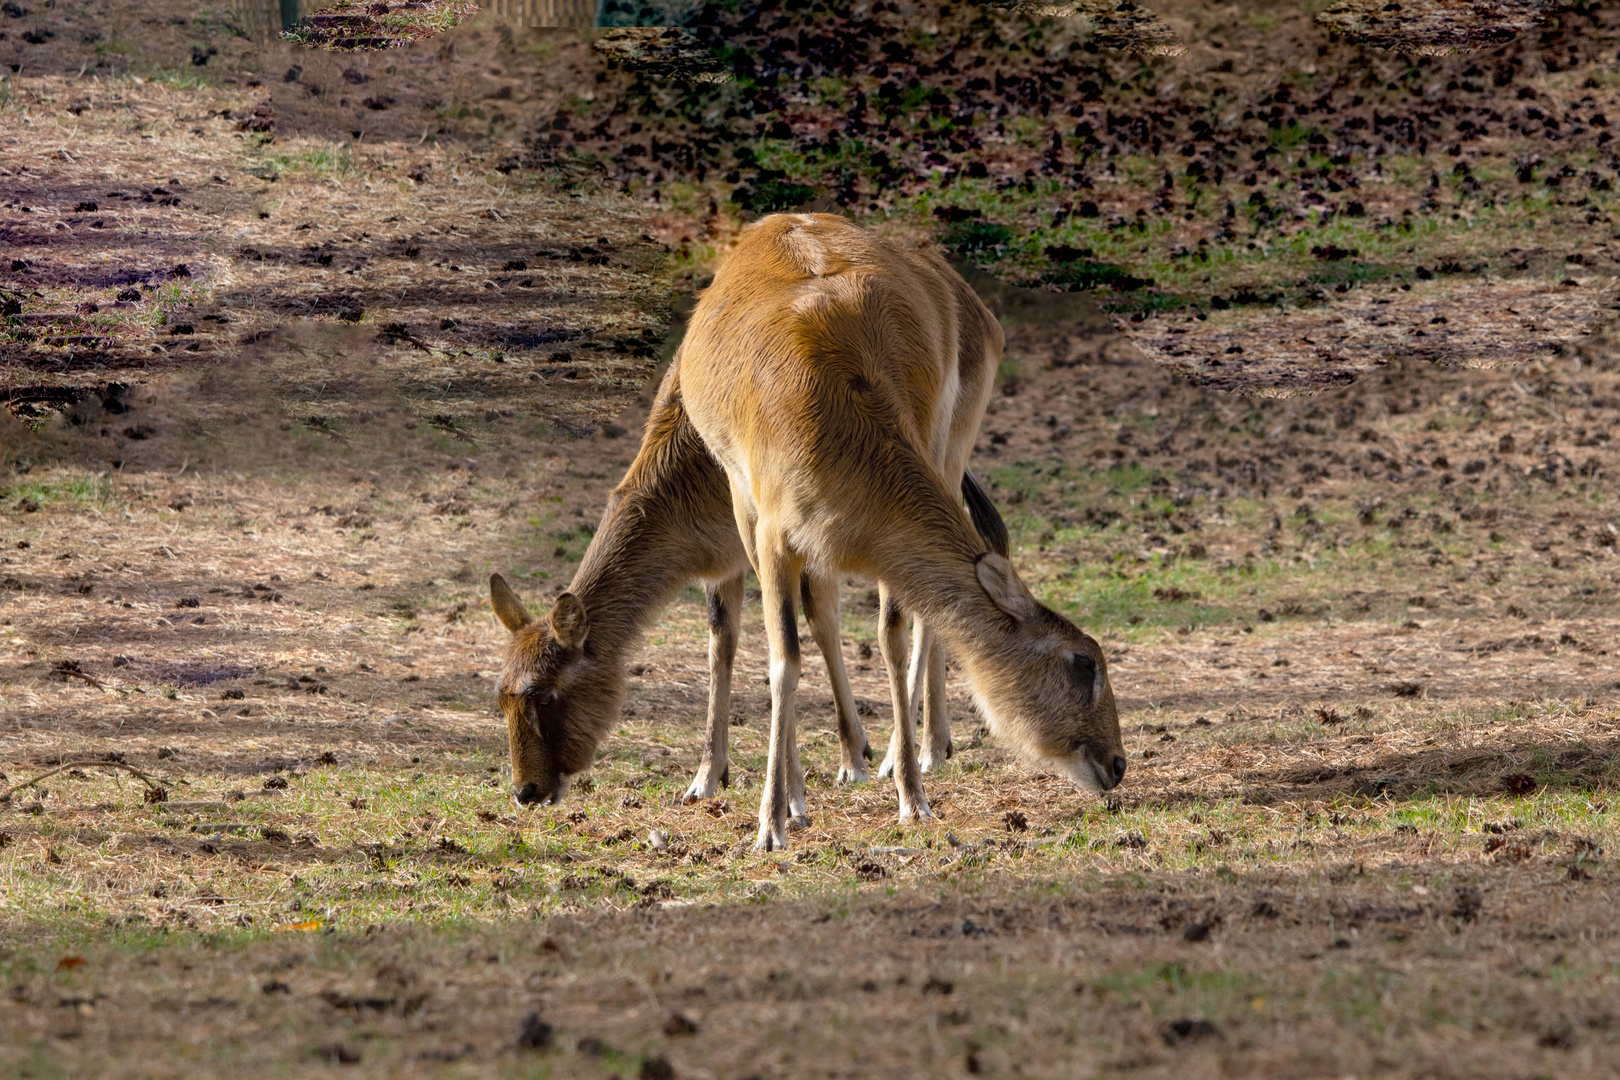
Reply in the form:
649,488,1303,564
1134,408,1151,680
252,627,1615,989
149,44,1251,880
535,690,558,707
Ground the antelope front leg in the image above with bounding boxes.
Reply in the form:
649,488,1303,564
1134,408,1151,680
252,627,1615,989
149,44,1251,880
801,571,870,785
684,574,743,802
875,589,907,781
876,584,932,822
918,635,952,774
754,540,803,851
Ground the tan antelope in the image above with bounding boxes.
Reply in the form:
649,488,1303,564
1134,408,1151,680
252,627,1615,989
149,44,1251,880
678,212,1126,850
487,339,1007,811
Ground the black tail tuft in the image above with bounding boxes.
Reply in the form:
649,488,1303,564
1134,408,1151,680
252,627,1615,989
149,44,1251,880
961,469,1010,558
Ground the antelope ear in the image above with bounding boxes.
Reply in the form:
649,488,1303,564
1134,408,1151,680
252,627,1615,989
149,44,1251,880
489,573,532,634
549,592,589,651
975,552,1039,623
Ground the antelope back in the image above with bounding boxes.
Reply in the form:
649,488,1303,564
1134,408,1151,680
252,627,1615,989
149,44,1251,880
681,215,973,553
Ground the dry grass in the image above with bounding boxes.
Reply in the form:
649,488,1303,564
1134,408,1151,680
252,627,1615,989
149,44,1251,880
2,8,668,431
1123,275,1620,394
2,5,1620,1077
3,274,1620,1076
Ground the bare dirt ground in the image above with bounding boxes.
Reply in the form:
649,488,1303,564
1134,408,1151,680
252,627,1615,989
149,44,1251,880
2,4,1619,1079
1,5,668,430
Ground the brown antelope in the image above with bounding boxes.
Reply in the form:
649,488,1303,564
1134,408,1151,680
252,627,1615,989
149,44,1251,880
487,346,1006,811
487,365,859,810
678,212,1125,850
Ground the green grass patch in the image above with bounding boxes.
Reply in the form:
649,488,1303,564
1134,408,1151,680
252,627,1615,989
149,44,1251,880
2,471,116,510
144,67,213,91
249,143,360,182
734,177,820,213
144,278,210,328
941,219,1016,253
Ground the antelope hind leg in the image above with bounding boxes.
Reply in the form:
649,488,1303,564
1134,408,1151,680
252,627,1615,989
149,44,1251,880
753,537,802,851
875,586,909,780
918,635,951,774
876,584,932,822
785,698,810,829
877,607,929,781
684,573,743,802
801,570,869,785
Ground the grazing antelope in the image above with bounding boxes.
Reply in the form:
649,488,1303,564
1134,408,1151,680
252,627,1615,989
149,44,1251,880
678,212,1126,850
487,362,857,809
487,347,1006,811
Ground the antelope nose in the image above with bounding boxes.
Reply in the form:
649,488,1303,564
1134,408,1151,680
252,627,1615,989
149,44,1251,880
513,781,541,805
1109,756,1128,788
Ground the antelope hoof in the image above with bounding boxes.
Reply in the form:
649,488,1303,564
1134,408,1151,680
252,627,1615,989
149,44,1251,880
876,754,897,780
682,765,727,802
753,823,787,852
898,802,935,823
836,764,868,785
788,814,812,830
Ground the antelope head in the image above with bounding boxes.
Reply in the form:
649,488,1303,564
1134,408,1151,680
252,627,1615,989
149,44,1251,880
967,553,1126,794
489,573,623,807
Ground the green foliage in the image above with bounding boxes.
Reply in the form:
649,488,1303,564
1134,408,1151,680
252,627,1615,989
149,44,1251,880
250,143,360,181
1040,260,1154,292
3,471,116,509
143,278,209,329
942,220,1016,253
1268,121,1318,151
144,67,213,91
733,177,820,212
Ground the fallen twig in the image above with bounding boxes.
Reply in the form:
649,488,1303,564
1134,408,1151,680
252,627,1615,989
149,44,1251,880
60,668,108,691
0,759,169,803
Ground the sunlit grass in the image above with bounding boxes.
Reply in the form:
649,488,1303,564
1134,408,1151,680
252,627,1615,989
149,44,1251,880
9,679,1611,934
251,143,361,181
143,67,213,91
1,469,118,509
145,277,210,328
